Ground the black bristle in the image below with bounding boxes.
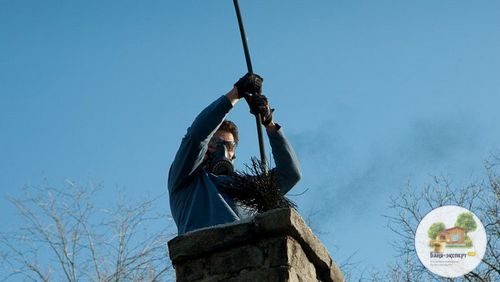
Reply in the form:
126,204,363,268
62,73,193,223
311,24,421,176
219,157,296,213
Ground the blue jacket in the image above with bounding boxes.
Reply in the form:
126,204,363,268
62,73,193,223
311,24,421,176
168,95,301,235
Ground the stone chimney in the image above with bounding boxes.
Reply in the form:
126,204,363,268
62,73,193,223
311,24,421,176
168,208,344,282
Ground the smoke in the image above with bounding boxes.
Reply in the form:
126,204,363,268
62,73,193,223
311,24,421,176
288,113,483,220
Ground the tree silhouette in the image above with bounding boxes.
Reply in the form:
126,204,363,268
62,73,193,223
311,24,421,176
0,181,175,281
379,154,500,281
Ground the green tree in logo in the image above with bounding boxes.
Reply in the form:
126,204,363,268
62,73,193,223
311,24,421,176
428,222,445,239
455,212,477,234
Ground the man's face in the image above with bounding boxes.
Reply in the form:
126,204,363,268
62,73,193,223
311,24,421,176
207,130,236,160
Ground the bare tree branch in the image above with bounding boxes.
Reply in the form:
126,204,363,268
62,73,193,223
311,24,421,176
379,155,500,281
1,182,175,281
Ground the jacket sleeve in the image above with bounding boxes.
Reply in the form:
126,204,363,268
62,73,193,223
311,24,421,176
267,125,302,195
168,95,233,194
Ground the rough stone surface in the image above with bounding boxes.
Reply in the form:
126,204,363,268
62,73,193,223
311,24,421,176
174,257,205,281
224,267,289,282
288,238,318,281
208,245,264,275
168,208,344,282
264,236,289,267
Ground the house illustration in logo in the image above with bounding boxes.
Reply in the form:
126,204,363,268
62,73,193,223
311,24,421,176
427,212,475,251
437,227,465,245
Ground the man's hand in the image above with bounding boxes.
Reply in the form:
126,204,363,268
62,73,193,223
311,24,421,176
234,73,263,98
246,94,274,126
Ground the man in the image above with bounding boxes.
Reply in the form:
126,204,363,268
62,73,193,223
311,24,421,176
168,74,301,235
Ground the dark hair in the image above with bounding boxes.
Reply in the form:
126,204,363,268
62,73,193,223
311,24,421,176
217,120,239,144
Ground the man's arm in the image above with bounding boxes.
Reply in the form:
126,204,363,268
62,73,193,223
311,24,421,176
244,94,301,195
168,88,239,194
266,122,302,195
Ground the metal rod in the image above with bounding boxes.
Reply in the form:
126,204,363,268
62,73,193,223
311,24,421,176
233,0,253,73
232,0,268,171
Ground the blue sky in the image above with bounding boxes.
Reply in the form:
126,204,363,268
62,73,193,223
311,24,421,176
1,0,499,275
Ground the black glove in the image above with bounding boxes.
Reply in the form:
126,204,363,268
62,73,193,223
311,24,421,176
246,94,274,126
234,73,263,98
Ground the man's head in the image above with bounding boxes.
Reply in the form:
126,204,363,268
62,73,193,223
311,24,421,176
204,120,238,175
208,120,238,160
